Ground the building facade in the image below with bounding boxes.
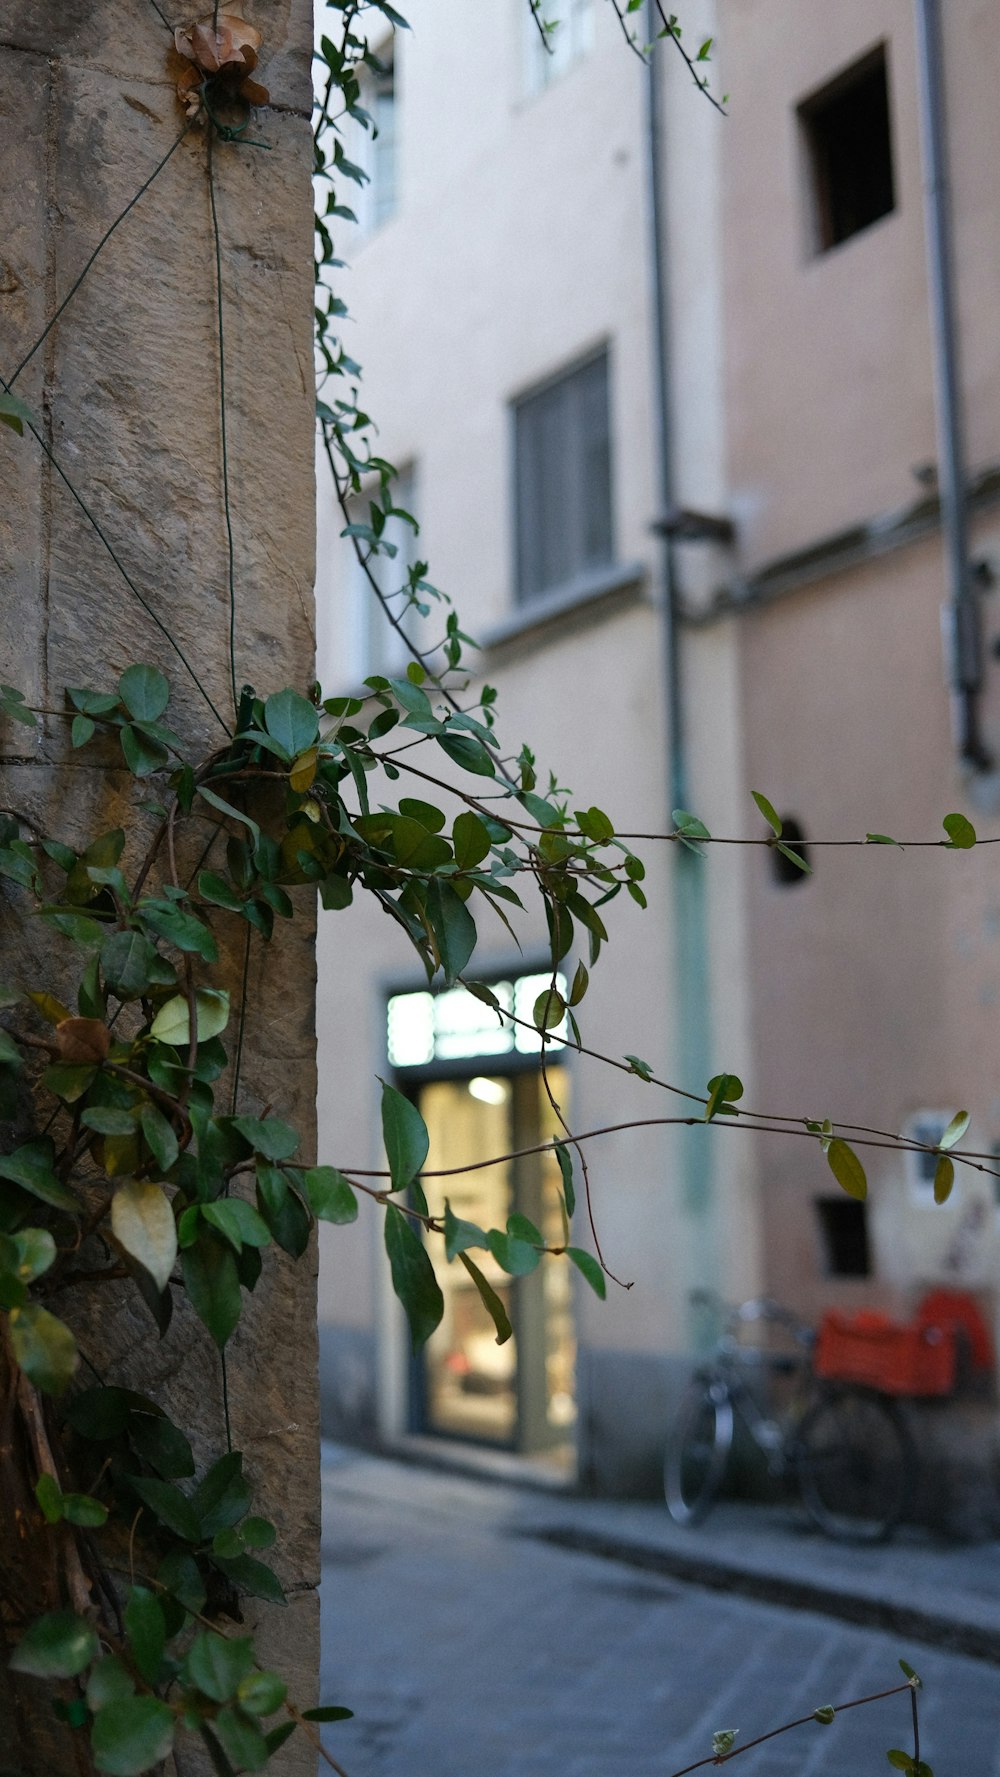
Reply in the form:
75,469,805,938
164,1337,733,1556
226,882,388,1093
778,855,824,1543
315,0,1000,1502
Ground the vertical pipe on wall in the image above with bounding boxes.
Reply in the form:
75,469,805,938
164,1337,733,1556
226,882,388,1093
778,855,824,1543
644,10,716,1267
913,0,988,768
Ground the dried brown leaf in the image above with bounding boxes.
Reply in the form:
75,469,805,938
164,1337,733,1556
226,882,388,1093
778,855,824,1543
55,1017,110,1065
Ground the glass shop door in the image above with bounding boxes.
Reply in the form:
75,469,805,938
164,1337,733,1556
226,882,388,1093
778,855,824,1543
414,1065,576,1458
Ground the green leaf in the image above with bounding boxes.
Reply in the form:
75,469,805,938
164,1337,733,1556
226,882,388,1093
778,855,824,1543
237,1670,288,1716
129,1411,195,1480
826,1137,867,1201
203,1198,271,1252
118,664,169,722
87,1657,136,1710
191,1451,250,1537
240,1515,276,1549
101,930,157,1000
458,1251,512,1344
150,989,230,1046
0,1028,22,1070
62,1491,109,1527
264,688,319,758
704,1073,744,1120
302,1705,354,1723
121,724,168,778
213,1706,270,1773
72,712,96,747
567,1247,606,1299
0,390,35,435
437,731,496,776
231,1115,299,1162
10,1304,78,1394
13,1227,56,1281
751,790,782,836
124,1587,166,1685
812,1704,836,1725
943,812,976,849
384,1203,443,1352
380,1081,429,1192
443,1199,489,1260
211,1550,286,1603
140,1103,179,1174
34,1472,64,1522
712,1730,738,1757
865,832,900,846
91,1696,175,1775
10,1610,98,1677
426,879,477,985
776,840,811,874
181,1231,243,1349
195,785,261,851
304,1166,358,1223
452,810,491,870
938,1109,970,1150
886,1754,914,1773
255,1162,311,1257
111,1182,177,1292
624,1054,653,1081
0,1138,80,1210
81,1105,137,1136
576,805,614,842
129,1476,200,1542
554,1142,576,1217
898,1660,922,1687
157,1548,206,1614
533,986,566,1031
198,870,245,912
486,1229,539,1276
140,901,218,962
933,1154,954,1204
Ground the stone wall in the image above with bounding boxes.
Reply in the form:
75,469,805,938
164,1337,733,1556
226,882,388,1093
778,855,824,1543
1,2,318,1770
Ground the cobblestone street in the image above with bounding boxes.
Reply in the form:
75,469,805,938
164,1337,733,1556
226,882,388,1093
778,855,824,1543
318,1448,1000,1776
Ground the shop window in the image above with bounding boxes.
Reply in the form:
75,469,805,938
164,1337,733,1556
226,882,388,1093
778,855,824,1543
815,1196,871,1278
799,46,895,253
513,350,614,604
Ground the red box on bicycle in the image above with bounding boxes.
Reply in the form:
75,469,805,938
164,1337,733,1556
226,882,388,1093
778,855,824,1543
815,1309,956,1396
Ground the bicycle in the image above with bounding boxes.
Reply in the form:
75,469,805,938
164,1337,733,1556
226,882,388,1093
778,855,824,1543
664,1292,915,1542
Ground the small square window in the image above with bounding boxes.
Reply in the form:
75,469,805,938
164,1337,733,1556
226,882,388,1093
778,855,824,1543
815,1197,871,1278
513,350,614,604
799,46,895,253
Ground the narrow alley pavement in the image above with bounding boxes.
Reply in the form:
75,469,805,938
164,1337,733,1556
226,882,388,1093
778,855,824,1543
318,1445,1000,1777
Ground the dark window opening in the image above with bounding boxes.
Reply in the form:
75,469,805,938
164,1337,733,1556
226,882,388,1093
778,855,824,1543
815,1197,871,1278
799,47,895,253
770,816,811,886
514,351,613,604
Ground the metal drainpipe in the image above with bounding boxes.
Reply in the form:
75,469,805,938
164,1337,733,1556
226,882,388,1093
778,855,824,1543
645,1,685,811
644,9,716,1274
913,0,989,769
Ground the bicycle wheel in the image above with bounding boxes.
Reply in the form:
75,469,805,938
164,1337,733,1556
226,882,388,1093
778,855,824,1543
664,1379,734,1526
797,1387,914,1543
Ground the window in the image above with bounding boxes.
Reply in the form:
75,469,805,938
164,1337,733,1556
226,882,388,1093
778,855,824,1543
799,46,895,253
513,351,614,604
344,469,421,682
815,1197,871,1277
354,43,397,234
387,973,569,1068
524,0,594,96
904,1111,956,1202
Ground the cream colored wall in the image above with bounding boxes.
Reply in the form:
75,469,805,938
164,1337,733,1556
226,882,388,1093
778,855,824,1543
315,0,756,1393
